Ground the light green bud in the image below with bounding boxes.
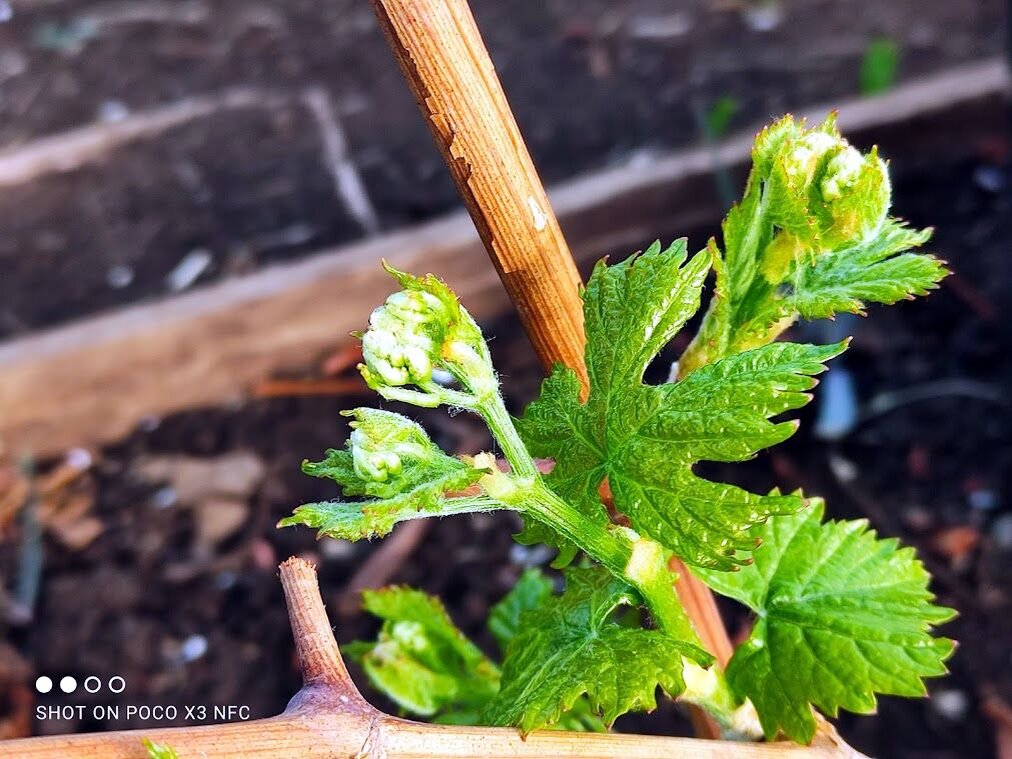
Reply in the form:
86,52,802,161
782,131,838,184
362,329,412,386
350,427,403,482
384,290,452,325
762,116,891,266
819,145,864,201
358,266,498,409
361,289,449,387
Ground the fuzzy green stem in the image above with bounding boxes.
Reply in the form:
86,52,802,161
681,662,761,738
520,479,763,737
473,384,761,736
477,393,539,481
477,391,698,642
680,184,777,376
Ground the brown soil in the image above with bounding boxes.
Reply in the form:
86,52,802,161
1,156,1009,757
0,0,1003,338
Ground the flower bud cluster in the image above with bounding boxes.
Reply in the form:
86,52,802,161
350,427,403,484
362,290,452,388
758,116,891,283
358,267,497,410
819,145,864,201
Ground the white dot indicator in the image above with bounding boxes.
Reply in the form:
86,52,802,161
108,676,126,694
60,676,77,693
35,676,53,694
84,676,101,694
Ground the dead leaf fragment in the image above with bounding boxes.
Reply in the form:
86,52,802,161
135,451,265,503
194,497,249,546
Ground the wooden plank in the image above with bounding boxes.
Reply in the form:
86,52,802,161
0,60,1006,456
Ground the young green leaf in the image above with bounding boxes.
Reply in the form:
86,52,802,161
680,115,946,375
346,586,500,721
703,95,740,141
488,568,554,651
860,38,900,96
279,408,492,539
143,739,179,759
695,500,956,743
348,576,607,731
789,220,944,319
482,567,709,733
518,240,846,569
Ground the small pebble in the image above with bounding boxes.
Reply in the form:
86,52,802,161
0,1,12,23
65,447,93,470
250,538,278,570
98,100,130,123
106,264,134,289
0,50,26,78
215,570,239,590
967,488,998,512
827,453,859,484
166,249,213,293
627,12,693,40
320,537,355,560
152,486,178,509
180,634,208,663
627,148,662,170
902,505,934,533
742,2,783,32
930,689,968,720
973,165,1006,194
815,366,858,440
990,513,1012,550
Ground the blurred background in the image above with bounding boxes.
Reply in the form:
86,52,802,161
0,1,1009,757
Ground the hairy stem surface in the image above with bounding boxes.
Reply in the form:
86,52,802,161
477,390,762,736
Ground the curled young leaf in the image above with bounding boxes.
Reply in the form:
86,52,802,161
278,408,493,540
681,114,946,374
359,264,497,408
347,587,500,720
348,576,607,731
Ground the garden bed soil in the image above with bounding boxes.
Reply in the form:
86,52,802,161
0,0,1003,339
1,156,1010,758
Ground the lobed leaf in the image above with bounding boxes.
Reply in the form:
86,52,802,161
518,240,846,569
695,501,956,743
789,220,945,319
488,569,554,651
482,567,709,733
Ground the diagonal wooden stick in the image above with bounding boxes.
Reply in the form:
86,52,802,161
370,0,734,738
370,0,588,390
